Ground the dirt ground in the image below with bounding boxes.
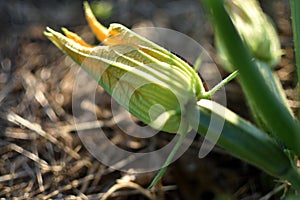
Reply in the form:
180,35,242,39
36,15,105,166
0,0,298,199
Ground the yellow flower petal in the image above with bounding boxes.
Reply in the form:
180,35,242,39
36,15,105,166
61,27,93,48
44,27,94,65
83,1,109,42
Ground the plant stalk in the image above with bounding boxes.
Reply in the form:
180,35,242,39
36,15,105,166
201,0,300,156
193,100,300,191
290,0,300,120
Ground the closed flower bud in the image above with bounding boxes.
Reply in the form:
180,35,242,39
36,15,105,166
217,0,282,71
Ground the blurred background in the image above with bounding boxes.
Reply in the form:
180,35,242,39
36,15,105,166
0,0,297,199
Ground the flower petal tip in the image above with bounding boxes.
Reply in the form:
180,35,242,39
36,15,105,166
83,1,109,42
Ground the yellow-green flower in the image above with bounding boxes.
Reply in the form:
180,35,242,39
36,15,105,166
44,2,206,133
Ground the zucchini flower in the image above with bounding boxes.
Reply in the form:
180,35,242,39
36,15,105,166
44,2,207,134
217,0,282,71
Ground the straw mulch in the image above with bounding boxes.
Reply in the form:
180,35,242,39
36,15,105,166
0,0,298,199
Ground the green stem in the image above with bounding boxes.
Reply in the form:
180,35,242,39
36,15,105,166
290,0,300,120
148,122,189,189
202,0,300,156
203,70,238,98
193,100,300,191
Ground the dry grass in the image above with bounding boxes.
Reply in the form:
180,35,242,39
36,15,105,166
0,0,298,199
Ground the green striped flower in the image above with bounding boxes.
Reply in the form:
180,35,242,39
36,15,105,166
44,2,207,133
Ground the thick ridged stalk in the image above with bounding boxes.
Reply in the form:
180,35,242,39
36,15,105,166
290,0,300,119
193,99,300,191
202,0,300,156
